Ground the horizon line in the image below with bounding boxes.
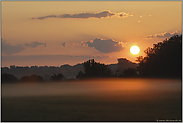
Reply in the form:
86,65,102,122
1,57,139,68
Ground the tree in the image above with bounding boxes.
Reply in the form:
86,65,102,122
136,35,182,78
76,71,85,79
122,68,138,77
20,74,44,82
51,73,65,81
76,59,111,78
1,73,18,83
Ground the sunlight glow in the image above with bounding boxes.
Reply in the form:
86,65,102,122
130,45,140,55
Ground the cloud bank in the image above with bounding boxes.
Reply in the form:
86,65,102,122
2,40,25,55
32,10,133,20
144,31,181,39
155,32,181,38
2,40,47,55
24,41,46,48
82,38,124,53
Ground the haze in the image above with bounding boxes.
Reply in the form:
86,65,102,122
1,1,182,67
2,78,181,99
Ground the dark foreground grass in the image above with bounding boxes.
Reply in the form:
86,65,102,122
1,93,182,122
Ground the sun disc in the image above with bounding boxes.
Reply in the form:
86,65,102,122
130,45,140,55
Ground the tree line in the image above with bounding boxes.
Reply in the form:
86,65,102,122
76,35,182,79
1,73,65,83
136,35,182,78
2,35,182,83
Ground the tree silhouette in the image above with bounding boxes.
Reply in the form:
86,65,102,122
122,68,138,77
20,74,44,82
76,71,85,79
1,73,18,83
76,59,111,78
51,73,65,81
136,35,182,78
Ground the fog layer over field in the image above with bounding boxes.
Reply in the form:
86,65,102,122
2,78,181,100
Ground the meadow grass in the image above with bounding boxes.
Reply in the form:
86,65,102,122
2,94,182,121
1,78,182,121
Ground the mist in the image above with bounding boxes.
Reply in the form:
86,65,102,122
2,78,181,100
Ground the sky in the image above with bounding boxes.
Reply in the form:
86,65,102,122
1,1,182,67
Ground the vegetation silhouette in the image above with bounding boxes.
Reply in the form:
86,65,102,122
122,68,139,77
76,59,111,78
1,73,18,83
2,64,85,79
51,73,65,81
76,71,85,79
136,35,182,78
20,74,44,82
2,35,181,80
2,58,138,79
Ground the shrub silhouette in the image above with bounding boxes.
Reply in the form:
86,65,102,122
51,73,64,81
20,74,44,82
1,73,18,83
136,35,182,78
76,59,111,78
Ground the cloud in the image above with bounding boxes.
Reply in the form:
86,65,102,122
36,15,57,20
2,40,25,55
82,38,124,53
155,31,181,38
1,40,47,55
32,10,133,20
143,31,181,39
143,35,154,39
118,12,133,18
33,10,115,20
62,42,66,47
24,41,46,48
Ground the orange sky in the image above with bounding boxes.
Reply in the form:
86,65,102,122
1,1,182,67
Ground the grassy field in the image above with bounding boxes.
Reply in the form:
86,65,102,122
1,78,182,121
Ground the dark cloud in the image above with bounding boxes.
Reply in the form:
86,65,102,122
155,32,181,38
2,40,47,55
144,31,181,39
62,42,66,47
32,10,117,20
24,41,46,48
82,38,124,53
2,40,25,55
36,15,57,20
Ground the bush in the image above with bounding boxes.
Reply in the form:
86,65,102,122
20,74,44,82
1,73,18,83
51,73,65,81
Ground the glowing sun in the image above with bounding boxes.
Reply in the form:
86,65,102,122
130,45,140,55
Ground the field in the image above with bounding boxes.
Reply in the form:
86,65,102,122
1,78,182,121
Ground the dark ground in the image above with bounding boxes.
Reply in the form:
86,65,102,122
1,78,182,121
